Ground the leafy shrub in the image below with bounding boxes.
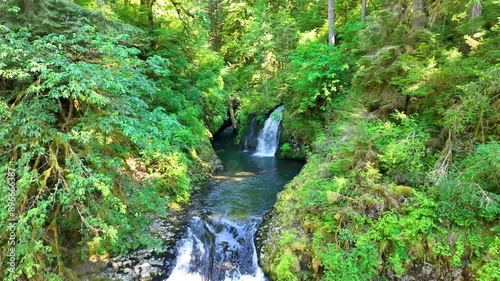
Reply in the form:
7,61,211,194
0,21,221,280
373,111,433,184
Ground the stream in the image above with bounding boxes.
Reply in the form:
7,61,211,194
165,107,303,281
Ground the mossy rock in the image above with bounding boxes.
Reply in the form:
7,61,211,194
394,185,414,197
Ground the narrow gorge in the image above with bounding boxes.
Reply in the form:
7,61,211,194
167,107,302,281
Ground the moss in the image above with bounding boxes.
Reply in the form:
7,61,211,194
394,185,414,198
260,112,499,280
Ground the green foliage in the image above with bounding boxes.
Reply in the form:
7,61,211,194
0,7,224,277
477,237,500,281
275,253,299,281
280,143,292,155
458,141,500,193
3,0,500,280
373,111,433,184
287,42,348,114
311,230,379,281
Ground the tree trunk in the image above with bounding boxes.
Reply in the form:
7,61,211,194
412,0,425,29
328,0,335,45
361,0,367,21
470,0,482,19
208,0,224,51
141,0,155,33
148,0,155,33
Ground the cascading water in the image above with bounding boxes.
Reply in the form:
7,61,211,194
253,106,284,157
165,126,303,281
167,217,267,281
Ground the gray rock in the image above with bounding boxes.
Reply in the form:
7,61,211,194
149,267,160,277
111,262,119,270
422,262,433,275
140,271,152,281
149,259,164,266
123,268,133,274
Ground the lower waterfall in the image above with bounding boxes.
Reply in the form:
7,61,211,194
165,127,302,281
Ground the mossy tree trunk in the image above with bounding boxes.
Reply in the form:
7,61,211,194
141,0,155,33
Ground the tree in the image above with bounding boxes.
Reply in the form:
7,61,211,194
208,0,224,51
470,0,482,18
412,0,425,29
328,0,335,45
361,0,367,21
140,0,155,33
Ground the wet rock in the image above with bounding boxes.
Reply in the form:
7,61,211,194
109,262,119,270
149,259,163,267
136,249,153,259
85,210,188,280
149,266,160,277
140,262,150,271
122,260,132,268
209,158,224,171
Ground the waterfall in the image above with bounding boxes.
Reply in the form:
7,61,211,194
163,126,304,281
254,106,284,157
243,117,257,152
166,217,267,281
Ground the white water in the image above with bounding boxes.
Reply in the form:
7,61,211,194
166,225,206,281
166,217,267,281
254,106,284,157
165,124,303,281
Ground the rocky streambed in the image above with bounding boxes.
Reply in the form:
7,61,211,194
100,216,186,281
69,211,189,281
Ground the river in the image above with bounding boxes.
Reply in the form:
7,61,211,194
165,108,303,281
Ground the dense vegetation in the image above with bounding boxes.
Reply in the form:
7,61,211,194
240,0,499,280
1,0,499,280
0,0,226,280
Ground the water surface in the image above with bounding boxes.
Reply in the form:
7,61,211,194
165,128,303,281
